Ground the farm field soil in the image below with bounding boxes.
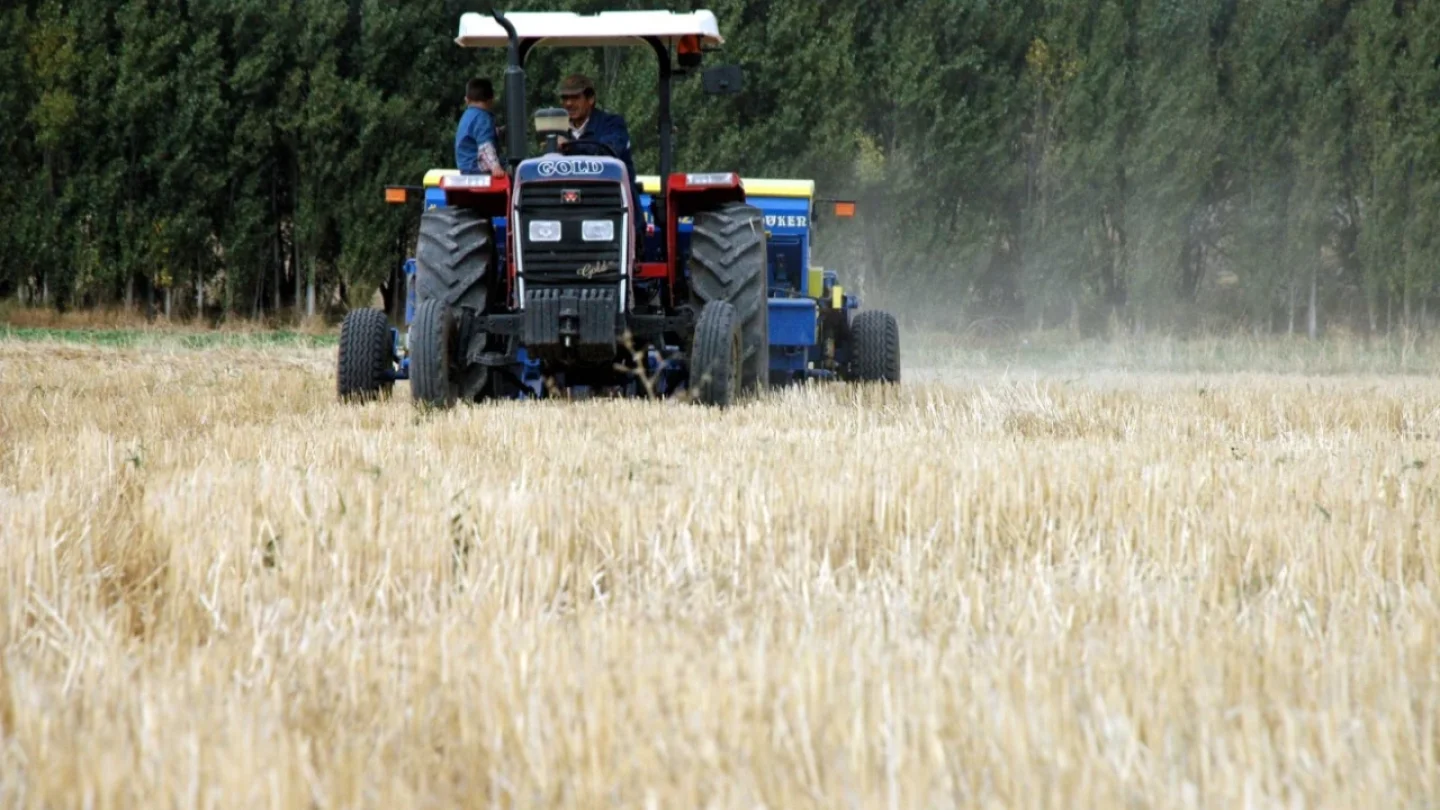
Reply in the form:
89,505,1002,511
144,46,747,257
2,335,1438,808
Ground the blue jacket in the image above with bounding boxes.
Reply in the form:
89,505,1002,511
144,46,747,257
573,108,636,183
455,105,498,171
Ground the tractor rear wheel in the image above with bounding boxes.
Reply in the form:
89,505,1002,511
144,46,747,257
849,310,901,383
688,201,768,395
414,204,501,403
415,205,497,312
689,300,741,407
337,308,394,403
410,297,459,408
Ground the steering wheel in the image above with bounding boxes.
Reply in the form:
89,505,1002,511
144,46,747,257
562,139,620,160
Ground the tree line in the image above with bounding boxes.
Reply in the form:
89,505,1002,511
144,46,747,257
2,0,1437,337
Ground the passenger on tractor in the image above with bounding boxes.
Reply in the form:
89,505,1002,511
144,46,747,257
455,77,506,176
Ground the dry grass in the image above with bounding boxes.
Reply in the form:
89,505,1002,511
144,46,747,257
2,335,1439,808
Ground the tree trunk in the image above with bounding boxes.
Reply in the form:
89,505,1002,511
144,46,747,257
1178,225,1203,304
976,195,1025,322
1287,277,1296,335
272,179,282,317
293,220,302,321
1105,170,1131,334
306,261,316,320
861,195,882,310
1403,280,1411,334
1306,263,1318,340
252,264,263,320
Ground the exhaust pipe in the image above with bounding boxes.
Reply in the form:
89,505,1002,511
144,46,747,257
490,9,526,169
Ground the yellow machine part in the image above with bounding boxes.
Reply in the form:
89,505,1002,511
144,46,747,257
636,175,816,199
831,285,843,310
423,169,460,187
808,267,824,299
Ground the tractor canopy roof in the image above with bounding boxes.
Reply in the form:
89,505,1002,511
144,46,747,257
456,10,723,49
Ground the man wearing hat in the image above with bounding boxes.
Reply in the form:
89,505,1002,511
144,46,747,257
555,73,637,184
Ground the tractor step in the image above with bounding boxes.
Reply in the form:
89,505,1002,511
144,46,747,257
475,351,513,367
467,347,516,367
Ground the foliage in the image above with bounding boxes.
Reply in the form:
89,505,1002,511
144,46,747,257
1,0,1436,336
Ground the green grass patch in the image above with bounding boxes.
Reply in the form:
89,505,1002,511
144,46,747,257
0,326,339,350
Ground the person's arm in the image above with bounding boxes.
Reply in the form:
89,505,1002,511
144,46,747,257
469,111,506,175
478,140,505,176
591,114,632,159
599,113,637,181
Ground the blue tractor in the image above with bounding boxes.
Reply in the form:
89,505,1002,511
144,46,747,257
336,8,900,407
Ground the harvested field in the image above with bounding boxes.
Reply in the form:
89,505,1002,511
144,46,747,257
2,334,1439,808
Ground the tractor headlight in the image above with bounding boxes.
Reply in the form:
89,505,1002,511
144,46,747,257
582,220,614,242
528,220,562,242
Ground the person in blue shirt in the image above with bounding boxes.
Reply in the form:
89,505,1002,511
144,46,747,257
455,77,505,176
555,74,637,184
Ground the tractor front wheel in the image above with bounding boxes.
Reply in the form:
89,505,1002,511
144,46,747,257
689,300,741,407
410,297,459,408
848,310,901,383
337,308,394,403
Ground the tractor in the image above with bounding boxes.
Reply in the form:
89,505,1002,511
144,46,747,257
335,8,900,408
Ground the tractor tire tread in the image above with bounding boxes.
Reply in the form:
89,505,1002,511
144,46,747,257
688,201,768,392
690,300,740,407
415,206,495,312
410,297,457,408
851,309,901,383
337,308,393,402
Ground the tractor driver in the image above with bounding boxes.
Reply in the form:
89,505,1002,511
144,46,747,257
555,74,637,184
